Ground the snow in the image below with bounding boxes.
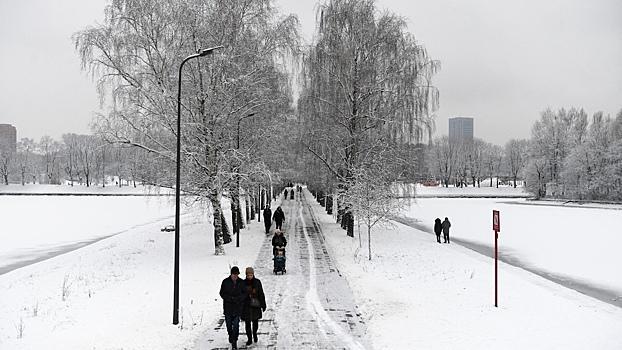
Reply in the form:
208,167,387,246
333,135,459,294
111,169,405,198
0,194,178,273
2,185,621,349
310,193,622,349
0,194,267,349
403,198,622,300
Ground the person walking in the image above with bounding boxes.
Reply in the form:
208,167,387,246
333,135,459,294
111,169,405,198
241,267,266,346
272,206,285,231
434,218,442,243
262,205,272,234
219,266,246,349
271,229,287,256
442,217,451,243
283,188,289,200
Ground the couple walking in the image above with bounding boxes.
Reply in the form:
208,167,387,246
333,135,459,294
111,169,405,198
434,217,451,243
219,266,267,349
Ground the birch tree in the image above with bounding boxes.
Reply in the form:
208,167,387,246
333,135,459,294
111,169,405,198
75,0,298,254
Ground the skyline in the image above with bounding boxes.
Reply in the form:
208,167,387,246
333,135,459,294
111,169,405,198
1,0,621,145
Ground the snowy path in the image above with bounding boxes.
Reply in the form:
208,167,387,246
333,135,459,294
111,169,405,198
193,192,369,349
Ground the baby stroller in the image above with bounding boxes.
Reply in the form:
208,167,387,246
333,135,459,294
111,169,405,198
273,247,286,274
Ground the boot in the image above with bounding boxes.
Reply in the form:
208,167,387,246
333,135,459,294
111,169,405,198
246,339,252,346
232,342,238,350
253,333,258,343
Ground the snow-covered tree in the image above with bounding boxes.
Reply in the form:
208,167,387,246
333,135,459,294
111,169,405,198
505,139,528,188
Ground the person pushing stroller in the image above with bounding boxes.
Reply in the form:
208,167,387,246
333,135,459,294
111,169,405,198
272,229,287,274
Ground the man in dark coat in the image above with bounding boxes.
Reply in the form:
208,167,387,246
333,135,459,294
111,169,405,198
262,206,272,234
283,188,289,199
434,218,442,243
442,217,451,243
272,206,285,230
290,188,294,200
271,229,287,256
241,267,266,346
219,266,246,349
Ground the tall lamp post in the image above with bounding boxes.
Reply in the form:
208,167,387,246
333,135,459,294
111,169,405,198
174,45,223,325
235,112,256,248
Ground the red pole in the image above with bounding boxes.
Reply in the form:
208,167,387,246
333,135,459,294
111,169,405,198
495,231,499,307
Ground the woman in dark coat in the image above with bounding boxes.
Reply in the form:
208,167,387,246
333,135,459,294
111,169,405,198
271,229,287,256
241,267,266,346
272,206,285,230
434,218,442,243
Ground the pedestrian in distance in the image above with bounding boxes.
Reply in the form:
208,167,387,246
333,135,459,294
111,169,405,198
271,229,287,256
283,188,289,200
442,217,451,243
262,205,272,235
272,206,285,231
290,188,294,200
241,267,266,346
434,218,442,243
219,266,246,350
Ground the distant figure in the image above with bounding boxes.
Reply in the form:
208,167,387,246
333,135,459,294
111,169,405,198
241,267,266,346
290,188,294,200
272,206,285,230
442,217,451,243
434,218,442,243
262,206,272,234
283,188,289,199
272,229,287,256
219,266,246,349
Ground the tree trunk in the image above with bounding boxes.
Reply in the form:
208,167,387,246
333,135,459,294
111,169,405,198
209,189,225,255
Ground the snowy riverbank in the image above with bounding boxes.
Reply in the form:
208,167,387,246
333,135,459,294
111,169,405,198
311,192,622,349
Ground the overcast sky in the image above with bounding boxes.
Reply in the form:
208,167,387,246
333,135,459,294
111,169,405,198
1,0,621,145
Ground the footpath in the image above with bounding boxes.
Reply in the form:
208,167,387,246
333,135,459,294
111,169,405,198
192,191,368,349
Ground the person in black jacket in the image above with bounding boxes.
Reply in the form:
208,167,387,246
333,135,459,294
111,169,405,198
241,267,267,346
283,188,289,200
272,206,285,230
262,205,272,234
219,266,246,349
442,217,451,243
271,229,287,256
434,218,442,243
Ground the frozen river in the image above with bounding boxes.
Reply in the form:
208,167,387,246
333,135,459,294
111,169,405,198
0,195,177,275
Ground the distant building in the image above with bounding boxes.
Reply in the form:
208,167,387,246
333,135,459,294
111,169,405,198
0,124,17,153
448,117,474,142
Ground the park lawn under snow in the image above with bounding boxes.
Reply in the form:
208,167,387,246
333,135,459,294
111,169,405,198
403,197,622,298
310,195,622,349
0,194,267,349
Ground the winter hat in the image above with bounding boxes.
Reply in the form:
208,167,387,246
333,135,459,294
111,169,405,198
230,266,240,275
245,267,254,275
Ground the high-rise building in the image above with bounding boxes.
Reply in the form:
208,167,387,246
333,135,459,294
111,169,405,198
448,117,474,142
0,124,17,153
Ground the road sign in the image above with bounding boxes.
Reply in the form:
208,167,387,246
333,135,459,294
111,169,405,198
493,210,500,232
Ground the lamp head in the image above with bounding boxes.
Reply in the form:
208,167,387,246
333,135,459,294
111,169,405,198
198,45,224,57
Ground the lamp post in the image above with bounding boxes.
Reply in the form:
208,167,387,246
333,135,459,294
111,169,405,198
173,45,223,325
235,112,256,248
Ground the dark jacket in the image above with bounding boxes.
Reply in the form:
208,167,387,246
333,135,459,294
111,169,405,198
442,219,451,234
284,189,289,198
434,219,442,235
272,234,287,249
219,276,246,316
272,208,285,223
263,208,272,223
241,278,267,321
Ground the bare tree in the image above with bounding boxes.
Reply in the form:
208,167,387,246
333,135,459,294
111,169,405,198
505,139,529,188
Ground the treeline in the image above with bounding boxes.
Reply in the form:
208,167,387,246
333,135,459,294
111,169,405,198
425,107,622,201
0,134,142,187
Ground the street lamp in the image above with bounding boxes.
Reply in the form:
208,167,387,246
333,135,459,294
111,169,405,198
173,45,223,325
235,112,256,248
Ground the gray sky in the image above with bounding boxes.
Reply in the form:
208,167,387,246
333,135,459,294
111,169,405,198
1,0,621,145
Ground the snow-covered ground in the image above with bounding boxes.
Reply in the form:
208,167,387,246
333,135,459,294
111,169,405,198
407,183,530,197
0,194,267,349
312,193,622,349
0,183,171,195
0,194,179,273
403,198,622,301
